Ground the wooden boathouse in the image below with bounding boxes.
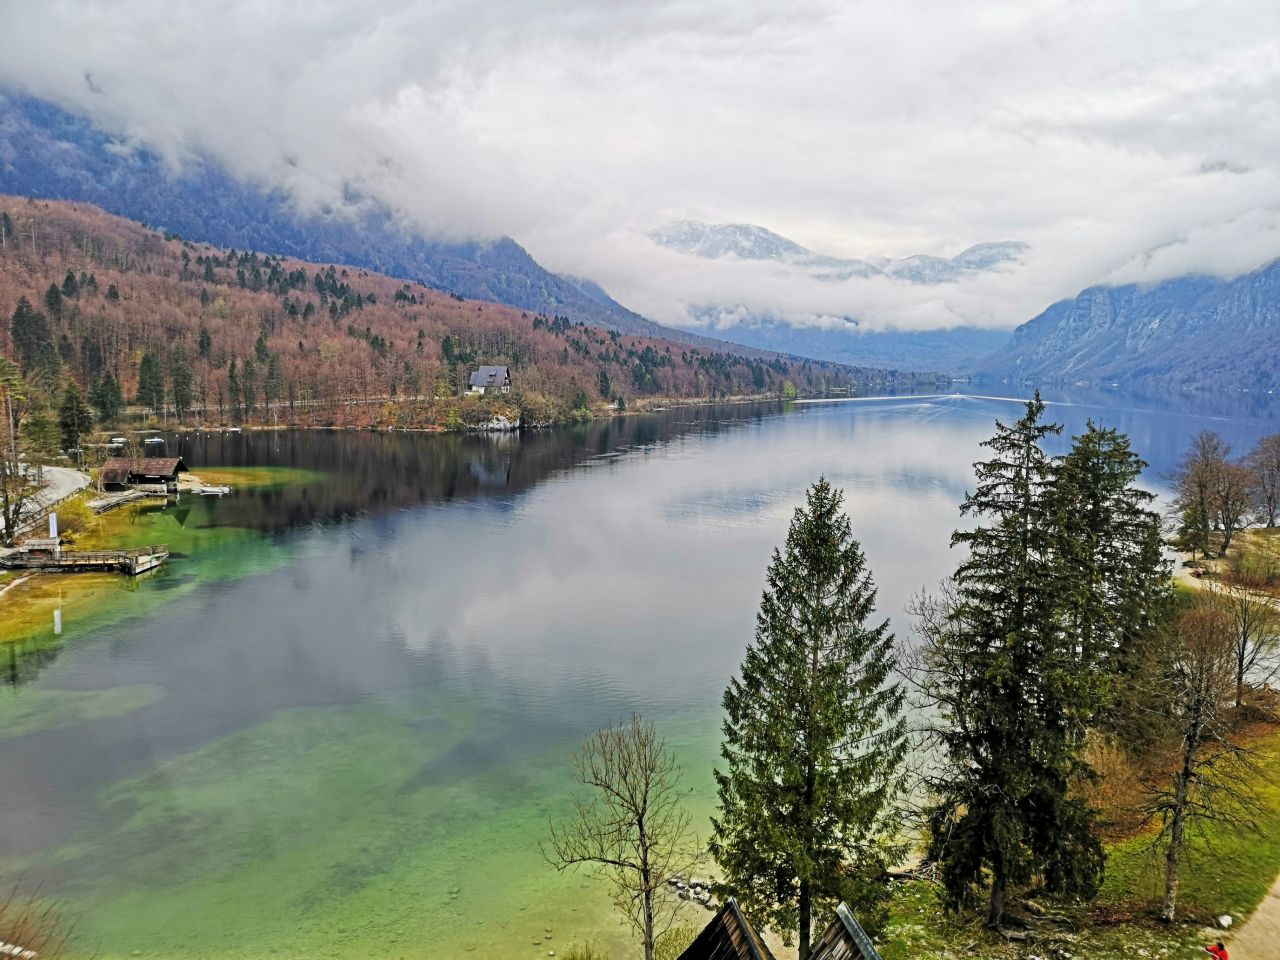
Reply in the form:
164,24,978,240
99,457,188,493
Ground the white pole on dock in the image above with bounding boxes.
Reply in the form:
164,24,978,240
49,512,60,557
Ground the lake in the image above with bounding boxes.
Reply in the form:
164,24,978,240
1,392,1277,959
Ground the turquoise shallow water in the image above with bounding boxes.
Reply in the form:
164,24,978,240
1,394,1277,958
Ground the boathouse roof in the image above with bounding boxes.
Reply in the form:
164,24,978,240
101,457,189,485
810,903,884,960
468,365,510,389
677,897,775,960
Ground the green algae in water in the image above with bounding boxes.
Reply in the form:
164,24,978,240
13,699,724,960
0,684,163,742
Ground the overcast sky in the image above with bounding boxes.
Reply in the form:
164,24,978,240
2,0,1280,333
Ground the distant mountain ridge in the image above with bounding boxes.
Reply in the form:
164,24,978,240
651,220,1028,284
688,317,1010,372
974,259,1280,391
0,90,716,346
647,221,1026,371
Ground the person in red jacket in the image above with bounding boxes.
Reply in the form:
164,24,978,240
1206,941,1228,959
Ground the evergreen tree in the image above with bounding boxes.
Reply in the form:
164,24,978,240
920,395,1104,928
58,381,94,453
241,357,257,420
712,479,906,957
10,298,54,374
197,323,212,359
61,270,80,299
136,350,165,417
170,346,194,422
1053,423,1172,744
44,282,63,319
265,354,283,408
90,373,124,424
21,404,62,470
106,283,120,302
0,212,13,248
228,358,243,423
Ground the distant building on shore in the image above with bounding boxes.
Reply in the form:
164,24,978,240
468,365,511,395
100,457,189,493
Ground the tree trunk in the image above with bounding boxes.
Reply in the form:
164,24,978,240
1162,712,1200,922
1160,794,1185,921
987,874,1006,929
640,824,655,960
1237,661,1246,710
798,877,812,960
642,877,654,960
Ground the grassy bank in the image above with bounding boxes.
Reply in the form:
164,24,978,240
880,725,1280,960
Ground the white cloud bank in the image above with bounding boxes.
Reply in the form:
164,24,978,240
2,0,1279,332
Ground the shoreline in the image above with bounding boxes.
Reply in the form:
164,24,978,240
115,386,956,435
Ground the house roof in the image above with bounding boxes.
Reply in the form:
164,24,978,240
101,457,189,483
677,897,775,960
810,903,884,960
468,365,510,388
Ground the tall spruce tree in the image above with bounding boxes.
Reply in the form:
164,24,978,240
921,395,1104,928
712,479,906,958
10,298,54,375
137,350,165,417
228,358,243,423
1053,422,1171,745
90,372,124,424
170,346,194,422
58,381,94,454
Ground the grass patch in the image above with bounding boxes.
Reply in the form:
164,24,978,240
880,726,1280,959
185,466,323,490
1101,726,1280,922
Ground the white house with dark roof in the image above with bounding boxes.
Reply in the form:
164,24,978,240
468,365,511,394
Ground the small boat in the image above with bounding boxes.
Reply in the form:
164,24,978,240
109,436,127,445
199,485,232,496
144,437,165,445
226,426,243,434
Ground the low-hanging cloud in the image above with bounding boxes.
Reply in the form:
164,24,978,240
2,0,1279,333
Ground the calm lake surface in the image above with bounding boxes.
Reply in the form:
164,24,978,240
2,392,1277,959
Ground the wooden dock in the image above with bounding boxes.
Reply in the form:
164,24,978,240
1,545,169,576
87,489,170,514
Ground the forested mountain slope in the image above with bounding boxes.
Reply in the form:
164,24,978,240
0,197,938,429
0,91,700,343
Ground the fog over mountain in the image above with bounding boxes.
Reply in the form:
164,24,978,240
0,0,1274,343
0,0,1277,354
651,220,1028,284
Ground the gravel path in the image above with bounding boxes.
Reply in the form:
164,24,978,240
1229,872,1280,958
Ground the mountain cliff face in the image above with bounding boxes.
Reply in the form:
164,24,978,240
975,260,1280,391
0,91,689,341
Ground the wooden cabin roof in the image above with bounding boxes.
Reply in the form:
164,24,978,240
810,903,883,960
101,457,188,484
677,897,775,960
